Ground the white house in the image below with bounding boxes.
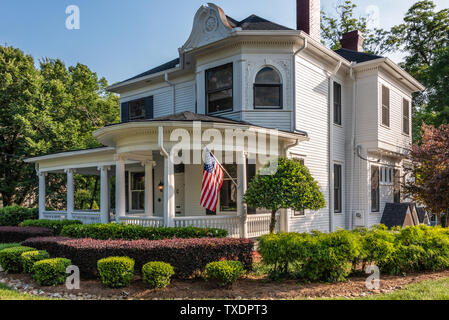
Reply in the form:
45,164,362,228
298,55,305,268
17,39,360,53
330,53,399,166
25,0,424,238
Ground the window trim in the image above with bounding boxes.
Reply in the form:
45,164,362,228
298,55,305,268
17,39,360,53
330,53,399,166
128,169,145,213
128,98,146,121
402,98,410,136
381,85,390,128
205,63,234,115
333,82,342,126
253,67,283,109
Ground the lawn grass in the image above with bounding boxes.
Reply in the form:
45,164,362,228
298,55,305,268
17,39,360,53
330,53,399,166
0,283,54,300
321,277,449,300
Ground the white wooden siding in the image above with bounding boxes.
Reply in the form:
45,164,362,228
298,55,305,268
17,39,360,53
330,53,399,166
288,57,330,233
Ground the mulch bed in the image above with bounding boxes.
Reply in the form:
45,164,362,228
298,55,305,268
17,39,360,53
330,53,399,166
2,269,449,300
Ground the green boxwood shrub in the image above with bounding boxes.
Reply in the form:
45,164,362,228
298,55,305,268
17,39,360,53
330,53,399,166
32,258,72,286
142,262,175,289
21,250,50,274
0,206,38,226
20,220,82,235
0,246,35,273
97,257,135,288
205,260,244,287
61,223,228,240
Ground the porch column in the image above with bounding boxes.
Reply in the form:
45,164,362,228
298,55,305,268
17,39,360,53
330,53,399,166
237,152,248,238
65,169,74,220
144,161,155,216
163,155,175,227
115,156,126,222
99,166,110,224
38,171,46,220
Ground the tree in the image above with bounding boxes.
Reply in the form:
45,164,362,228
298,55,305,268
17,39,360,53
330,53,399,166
244,158,325,233
320,0,399,55
391,1,449,140
0,45,120,208
403,124,449,226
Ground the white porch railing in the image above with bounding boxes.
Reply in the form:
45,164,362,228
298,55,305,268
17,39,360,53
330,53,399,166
41,211,101,225
72,211,102,224
247,213,280,238
42,211,66,221
119,216,164,228
174,216,242,238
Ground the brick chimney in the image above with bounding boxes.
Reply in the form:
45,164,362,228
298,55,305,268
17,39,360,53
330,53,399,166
340,30,364,52
297,0,321,42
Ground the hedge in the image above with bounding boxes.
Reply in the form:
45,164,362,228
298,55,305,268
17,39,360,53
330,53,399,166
21,237,72,257
97,257,135,288
0,206,38,226
0,246,35,273
60,223,228,240
21,250,51,274
259,225,449,282
20,220,82,236
22,237,254,279
32,258,72,286
0,227,53,243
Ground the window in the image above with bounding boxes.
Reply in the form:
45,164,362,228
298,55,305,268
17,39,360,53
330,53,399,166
333,82,342,125
206,63,233,114
128,99,146,121
382,85,390,127
334,164,342,213
219,164,237,212
254,67,282,108
394,169,401,203
403,99,410,135
130,172,145,211
371,166,380,212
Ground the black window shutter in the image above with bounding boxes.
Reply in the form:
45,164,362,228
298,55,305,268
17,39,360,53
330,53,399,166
145,96,154,120
121,102,129,123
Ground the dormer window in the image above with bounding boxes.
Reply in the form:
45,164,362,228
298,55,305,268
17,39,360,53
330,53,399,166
206,63,233,114
254,67,282,109
129,99,146,121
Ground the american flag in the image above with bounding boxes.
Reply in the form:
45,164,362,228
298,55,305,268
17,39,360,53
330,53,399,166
200,149,224,212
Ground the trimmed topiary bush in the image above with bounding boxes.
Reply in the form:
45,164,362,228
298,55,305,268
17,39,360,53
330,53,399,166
32,258,72,286
21,250,51,274
97,256,135,288
205,260,244,287
61,223,228,240
50,237,253,279
0,206,38,226
0,226,53,243
0,246,35,273
142,262,174,289
20,220,82,235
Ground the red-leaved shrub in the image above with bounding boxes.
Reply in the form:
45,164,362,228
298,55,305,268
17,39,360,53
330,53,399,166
0,227,53,243
23,237,254,279
21,237,72,256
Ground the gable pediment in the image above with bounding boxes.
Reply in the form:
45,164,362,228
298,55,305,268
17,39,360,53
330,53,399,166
181,3,235,52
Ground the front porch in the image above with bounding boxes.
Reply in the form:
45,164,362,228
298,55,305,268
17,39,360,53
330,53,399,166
26,118,306,238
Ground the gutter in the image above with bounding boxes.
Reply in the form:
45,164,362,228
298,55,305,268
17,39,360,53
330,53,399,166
349,62,357,230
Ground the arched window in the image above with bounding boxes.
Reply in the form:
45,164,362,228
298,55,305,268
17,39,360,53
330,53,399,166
254,67,282,108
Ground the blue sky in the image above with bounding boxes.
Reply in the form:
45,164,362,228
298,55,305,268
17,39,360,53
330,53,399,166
1,0,447,84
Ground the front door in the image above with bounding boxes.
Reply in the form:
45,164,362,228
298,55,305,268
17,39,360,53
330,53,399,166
175,173,185,216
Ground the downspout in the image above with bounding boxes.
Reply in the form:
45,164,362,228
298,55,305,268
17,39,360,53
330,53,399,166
292,37,307,132
164,73,176,114
328,61,342,233
349,62,357,230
